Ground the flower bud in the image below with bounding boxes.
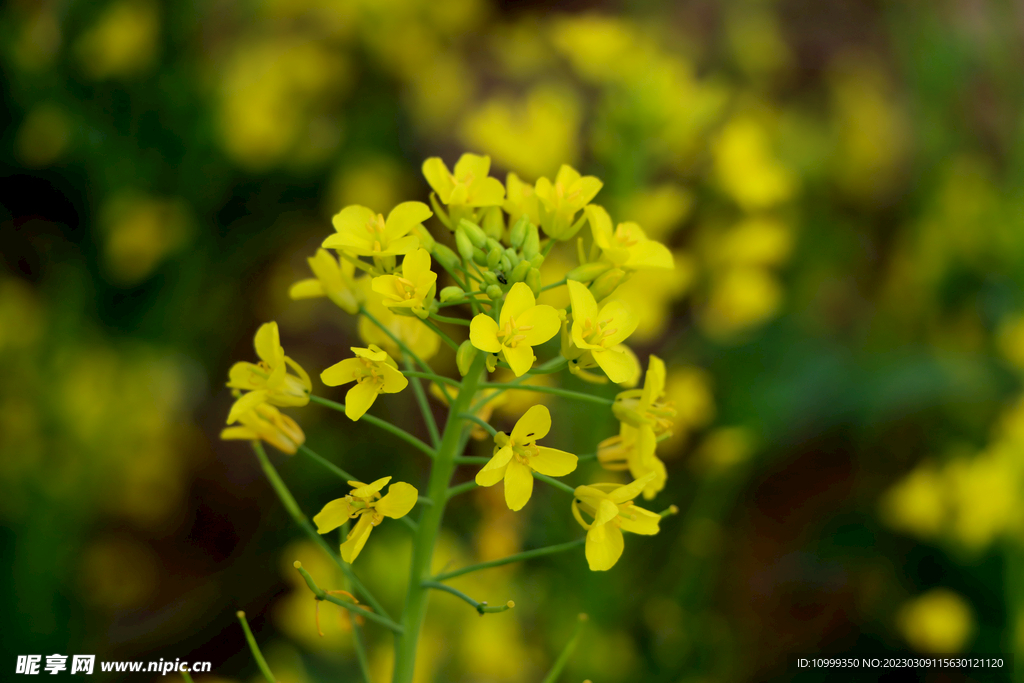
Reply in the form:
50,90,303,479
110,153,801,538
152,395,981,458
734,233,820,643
458,219,488,249
566,261,612,282
485,237,502,253
504,247,520,268
432,243,461,272
482,270,499,286
530,254,545,269
526,268,542,296
589,268,627,301
499,254,513,273
413,224,436,251
510,260,531,283
486,246,502,269
486,284,504,299
440,285,466,302
481,206,505,240
472,246,489,266
455,228,476,262
522,223,540,260
456,339,478,377
509,215,530,248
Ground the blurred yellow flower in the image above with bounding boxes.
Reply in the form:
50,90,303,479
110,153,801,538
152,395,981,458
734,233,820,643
713,117,795,210
314,477,418,563
289,249,363,314
475,405,577,511
323,202,432,258
226,322,311,422
422,153,505,207
572,475,660,571
897,589,973,654
613,355,676,437
469,282,560,377
221,402,305,454
320,345,409,421
99,194,192,285
713,217,793,269
620,185,693,241
565,280,638,384
535,165,602,240
586,205,674,272
879,463,946,539
74,0,159,79
699,267,783,339
371,248,437,319
503,172,542,228
15,103,70,168
597,423,665,500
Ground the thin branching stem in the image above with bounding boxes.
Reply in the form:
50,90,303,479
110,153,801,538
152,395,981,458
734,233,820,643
310,395,436,459
432,538,586,582
421,581,513,615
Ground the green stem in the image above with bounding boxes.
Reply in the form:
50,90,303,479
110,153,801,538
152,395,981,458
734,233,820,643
401,371,461,387
457,412,497,437
310,395,436,459
359,304,452,404
391,353,486,683
421,318,459,350
454,455,490,464
404,356,441,448
297,444,359,482
351,620,373,683
252,443,390,620
429,313,471,326
180,668,195,683
236,611,277,683
421,581,514,615
533,472,576,496
541,613,588,683
438,296,490,308
446,480,479,500
480,382,612,405
432,538,586,582
577,452,597,462
294,562,403,633
540,277,566,293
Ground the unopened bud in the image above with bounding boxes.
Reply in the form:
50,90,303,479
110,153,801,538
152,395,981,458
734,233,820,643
485,237,502,253
499,254,513,273
486,284,503,299
566,261,612,282
526,268,542,296
482,270,499,286
486,246,502,269
456,339,478,377
481,206,505,240
433,243,461,272
472,246,488,266
509,215,530,248
413,224,436,251
458,219,488,249
510,260,531,283
522,223,540,260
589,268,627,301
455,228,475,262
440,286,465,302
529,254,544,269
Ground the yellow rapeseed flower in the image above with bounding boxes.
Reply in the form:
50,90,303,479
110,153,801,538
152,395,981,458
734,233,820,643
535,164,602,240
476,405,577,511
226,322,311,422
320,345,409,421
613,355,676,436
565,280,638,384
422,153,506,207
469,282,560,377
370,248,437,319
221,401,305,454
322,202,432,257
357,280,441,361
289,248,362,314
503,172,542,227
897,589,974,654
313,477,418,563
572,474,660,571
586,205,674,272
597,423,666,500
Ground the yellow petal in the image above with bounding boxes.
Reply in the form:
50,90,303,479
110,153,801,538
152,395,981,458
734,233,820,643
576,176,603,206
618,506,661,535
371,274,402,300
531,447,578,476
593,347,639,385
331,205,376,241
511,404,551,443
384,235,421,255
500,282,536,326
320,358,365,387
627,240,674,270
227,361,263,391
353,345,389,362
594,499,620,526
340,515,374,563
227,390,269,424
220,426,257,442
567,280,598,326
468,177,506,207
503,458,534,511
502,343,535,377
376,482,418,518
585,522,624,571
586,204,614,250
350,476,392,498
555,164,581,188
289,278,325,299
516,305,561,346
469,315,502,353
454,152,491,181
476,446,514,487
609,472,657,504
254,322,283,365
385,201,432,242
402,248,432,281
422,157,454,201
379,363,409,394
642,355,666,404
313,498,353,533
598,300,638,346
345,381,380,420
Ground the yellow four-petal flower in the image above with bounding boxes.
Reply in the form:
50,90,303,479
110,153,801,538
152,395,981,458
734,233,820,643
565,280,638,384
586,205,674,271
221,401,305,454
289,249,362,314
535,164,603,240
572,474,660,571
226,321,311,422
313,476,419,563
469,282,560,377
370,248,437,319
476,405,578,510
323,202,432,257
422,153,506,207
320,345,409,420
